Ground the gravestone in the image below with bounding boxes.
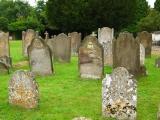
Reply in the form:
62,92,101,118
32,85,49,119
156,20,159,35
78,36,104,79
113,32,140,76
54,33,71,62
140,44,145,66
9,70,39,109
155,58,160,68
68,32,81,56
0,31,10,57
138,31,152,58
22,29,36,57
98,27,114,66
0,56,11,73
28,33,53,75
44,31,49,40
102,67,137,120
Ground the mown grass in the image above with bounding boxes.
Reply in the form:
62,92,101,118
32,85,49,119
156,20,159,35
0,41,159,120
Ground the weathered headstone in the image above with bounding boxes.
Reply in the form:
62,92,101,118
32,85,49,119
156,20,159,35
113,32,140,76
68,32,81,56
44,31,49,40
22,29,36,57
0,31,10,57
78,36,104,79
0,56,11,73
140,44,145,66
9,70,39,109
138,31,152,58
54,33,71,62
155,58,160,68
28,33,53,75
98,27,114,66
102,67,137,120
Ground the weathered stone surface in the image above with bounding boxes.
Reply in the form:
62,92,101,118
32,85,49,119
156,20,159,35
0,31,10,57
102,67,137,120
98,27,114,66
28,34,53,75
138,31,152,58
53,33,71,62
78,36,104,79
9,70,38,109
0,56,11,73
140,44,145,66
68,32,81,56
72,117,92,120
22,29,36,57
113,32,140,76
46,36,56,59
155,58,160,68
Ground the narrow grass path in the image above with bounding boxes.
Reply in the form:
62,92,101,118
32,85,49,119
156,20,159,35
0,41,159,120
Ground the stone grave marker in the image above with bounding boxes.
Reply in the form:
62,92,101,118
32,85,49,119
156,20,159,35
98,27,114,66
68,32,81,56
138,31,152,58
78,35,104,79
22,29,36,57
102,67,137,120
113,32,140,76
28,33,53,75
9,70,39,109
140,44,145,66
54,33,71,62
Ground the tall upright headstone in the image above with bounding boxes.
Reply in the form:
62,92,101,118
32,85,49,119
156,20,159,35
102,67,137,120
9,70,39,109
54,33,71,62
78,36,104,79
140,44,145,66
28,32,53,75
98,27,114,66
113,32,140,76
138,31,152,58
22,29,36,57
68,32,81,56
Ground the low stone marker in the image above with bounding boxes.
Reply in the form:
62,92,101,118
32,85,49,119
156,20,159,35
102,67,137,120
155,58,160,68
9,70,39,109
78,35,104,79
68,32,81,56
138,31,152,58
22,29,36,57
113,32,140,76
28,33,53,75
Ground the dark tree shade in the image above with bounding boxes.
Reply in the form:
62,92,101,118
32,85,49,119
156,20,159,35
46,0,137,33
155,0,160,11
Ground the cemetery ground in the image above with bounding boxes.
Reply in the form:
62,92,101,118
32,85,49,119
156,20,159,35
0,41,160,120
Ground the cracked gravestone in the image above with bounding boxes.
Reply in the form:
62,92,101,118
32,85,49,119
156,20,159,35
9,70,39,109
102,67,137,120
78,35,104,79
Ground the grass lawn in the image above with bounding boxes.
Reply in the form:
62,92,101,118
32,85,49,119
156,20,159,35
0,41,160,120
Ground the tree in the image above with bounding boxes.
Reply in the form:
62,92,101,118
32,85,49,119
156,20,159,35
0,17,8,31
46,0,137,33
155,0,160,11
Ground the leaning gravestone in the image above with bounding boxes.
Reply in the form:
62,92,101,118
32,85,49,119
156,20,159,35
102,67,137,120
78,35,104,79
9,70,38,109
140,44,145,66
54,33,71,62
113,32,140,76
98,27,114,66
68,32,81,56
0,31,12,72
22,29,36,57
138,31,152,58
28,33,53,75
